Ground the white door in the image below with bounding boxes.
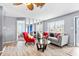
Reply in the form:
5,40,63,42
75,17,79,46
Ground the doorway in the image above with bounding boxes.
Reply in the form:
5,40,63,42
17,20,25,41
74,17,79,46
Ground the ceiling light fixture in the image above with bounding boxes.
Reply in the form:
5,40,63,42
13,3,45,11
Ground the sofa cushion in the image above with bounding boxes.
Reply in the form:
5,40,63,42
48,37,59,42
28,34,33,39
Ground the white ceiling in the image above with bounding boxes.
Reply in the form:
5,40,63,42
1,3,79,21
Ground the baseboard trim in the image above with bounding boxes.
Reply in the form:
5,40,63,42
68,43,75,47
0,51,2,56
3,41,17,45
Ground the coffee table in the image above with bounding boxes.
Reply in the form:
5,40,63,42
36,38,51,52
36,43,47,52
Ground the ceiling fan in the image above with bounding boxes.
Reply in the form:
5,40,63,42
13,3,45,11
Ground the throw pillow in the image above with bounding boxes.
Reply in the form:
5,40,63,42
28,34,33,39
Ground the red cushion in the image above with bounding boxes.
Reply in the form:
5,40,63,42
43,32,49,39
43,32,48,35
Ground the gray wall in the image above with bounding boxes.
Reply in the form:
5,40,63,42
2,16,26,43
0,6,3,51
2,16,17,43
43,11,79,46
16,17,26,20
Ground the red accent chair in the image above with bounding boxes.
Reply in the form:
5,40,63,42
23,32,36,44
43,32,49,39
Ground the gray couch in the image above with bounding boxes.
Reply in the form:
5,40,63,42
48,33,68,47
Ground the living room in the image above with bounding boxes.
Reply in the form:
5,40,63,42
0,3,79,56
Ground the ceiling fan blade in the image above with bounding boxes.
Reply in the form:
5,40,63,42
13,3,22,5
13,3,45,11
34,3,45,7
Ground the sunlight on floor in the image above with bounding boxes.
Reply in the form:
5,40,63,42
72,47,79,56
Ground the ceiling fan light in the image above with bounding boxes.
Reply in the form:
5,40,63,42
13,3,45,11
26,3,34,10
